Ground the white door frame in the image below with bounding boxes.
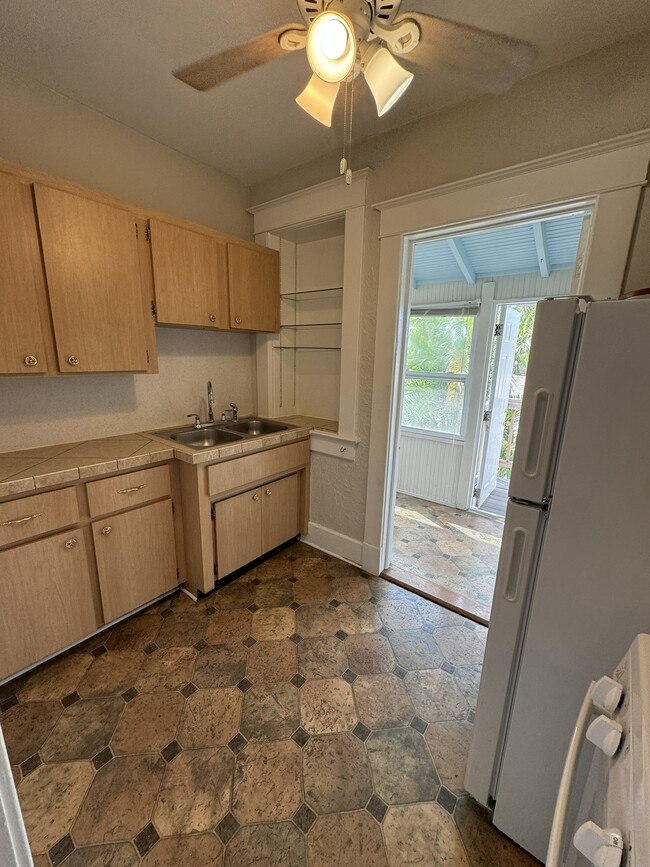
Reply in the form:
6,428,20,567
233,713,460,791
361,134,650,576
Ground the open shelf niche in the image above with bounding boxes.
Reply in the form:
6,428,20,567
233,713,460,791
251,169,371,460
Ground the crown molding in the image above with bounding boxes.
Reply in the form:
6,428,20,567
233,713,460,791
374,129,650,212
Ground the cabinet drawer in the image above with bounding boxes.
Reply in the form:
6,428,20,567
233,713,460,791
86,464,171,517
0,487,79,547
208,440,309,497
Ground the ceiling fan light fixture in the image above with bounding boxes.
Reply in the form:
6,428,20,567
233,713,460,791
306,11,356,83
296,74,341,126
362,43,414,116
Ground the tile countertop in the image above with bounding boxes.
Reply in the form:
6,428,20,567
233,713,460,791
0,416,337,499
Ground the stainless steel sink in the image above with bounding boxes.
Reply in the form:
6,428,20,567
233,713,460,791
224,418,293,436
150,417,296,450
151,425,244,449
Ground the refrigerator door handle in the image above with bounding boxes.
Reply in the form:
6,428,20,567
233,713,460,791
522,388,552,479
504,528,528,602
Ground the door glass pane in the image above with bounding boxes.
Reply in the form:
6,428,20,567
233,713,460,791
402,379,466,435
406,314,475,375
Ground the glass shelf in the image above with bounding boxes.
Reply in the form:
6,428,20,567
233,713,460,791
273,346,341,351
280,287,343,301
281,322,342,328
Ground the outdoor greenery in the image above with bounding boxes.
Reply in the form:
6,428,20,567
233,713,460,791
497,305,536,479
402,313,474,435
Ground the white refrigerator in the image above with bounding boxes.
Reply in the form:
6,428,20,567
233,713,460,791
465,295,650,862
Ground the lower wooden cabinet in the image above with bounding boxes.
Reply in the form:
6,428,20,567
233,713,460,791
92,499,178,622
262,473,300,552
0,530,98,681
214,473,300,580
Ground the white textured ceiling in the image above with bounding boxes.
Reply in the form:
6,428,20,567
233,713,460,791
0,0,649,185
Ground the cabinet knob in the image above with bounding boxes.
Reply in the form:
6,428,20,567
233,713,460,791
67,355,80,366
265,489,271,496
64,538,77,549
24,355,38,367
235,316,242,324
101,526,112,535
209,313,216,323
252,493,260,501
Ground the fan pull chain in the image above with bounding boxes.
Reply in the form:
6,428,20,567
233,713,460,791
340,74,354,185
340,77,349,178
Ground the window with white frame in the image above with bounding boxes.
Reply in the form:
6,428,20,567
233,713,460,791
401,305,478,437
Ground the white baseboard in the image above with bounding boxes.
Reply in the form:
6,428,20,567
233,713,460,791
303,522,364,567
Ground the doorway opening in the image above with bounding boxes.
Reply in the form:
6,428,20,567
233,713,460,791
385,208,590,623
472,302,537,518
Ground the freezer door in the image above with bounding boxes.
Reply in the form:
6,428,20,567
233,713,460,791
508,297,583,505
465,500,546,805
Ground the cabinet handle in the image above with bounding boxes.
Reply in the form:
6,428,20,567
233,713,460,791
64,538,77,549
235,316,242,324
101,526,112,535
1,513,41,526
67,355,80,366
252,493,260,501
265,489,272,496
209,313,216,323
117,484,146,494
24,355,38,367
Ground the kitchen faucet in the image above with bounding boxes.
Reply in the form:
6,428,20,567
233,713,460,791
230,403,239,421
207,381,214,423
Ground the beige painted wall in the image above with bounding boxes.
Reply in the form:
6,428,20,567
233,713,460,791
0,64,257,453
250,30,650,549
0,65,251,236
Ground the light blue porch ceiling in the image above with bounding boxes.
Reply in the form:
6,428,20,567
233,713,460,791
412,212,586,286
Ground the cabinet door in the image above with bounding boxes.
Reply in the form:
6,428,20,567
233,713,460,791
0,531,98,680
149,219,229,329
93,500,178,623
215,487,262,579
0,174,52,374
227,243,280,332
34,184,150,373
262,474,300,554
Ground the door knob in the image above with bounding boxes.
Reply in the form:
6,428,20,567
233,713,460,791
24,355,38,367
67,355,80,366
101,526,112,535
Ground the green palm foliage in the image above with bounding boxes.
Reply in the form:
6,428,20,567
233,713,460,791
402,314,474,434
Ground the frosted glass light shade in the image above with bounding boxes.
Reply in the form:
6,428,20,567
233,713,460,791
306,11,355,83
363,44,413,116
296,74,340,126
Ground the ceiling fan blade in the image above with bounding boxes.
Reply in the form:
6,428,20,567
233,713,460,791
403,13,536,94
173,24,306,91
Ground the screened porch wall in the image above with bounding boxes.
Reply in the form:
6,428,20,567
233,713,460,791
397,269,572,509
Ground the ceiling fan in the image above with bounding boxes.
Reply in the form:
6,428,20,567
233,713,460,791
173,0,535,127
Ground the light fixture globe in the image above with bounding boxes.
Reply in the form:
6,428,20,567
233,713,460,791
295,74,340,126
362,43,414,116
306,11,356,83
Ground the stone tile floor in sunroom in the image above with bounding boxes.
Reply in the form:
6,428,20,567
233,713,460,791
392,494,504,622
0,540,540,867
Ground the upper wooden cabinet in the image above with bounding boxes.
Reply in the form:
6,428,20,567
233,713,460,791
149,219,229,329
0,174,53,375
227,243,280,333
34,184,155,373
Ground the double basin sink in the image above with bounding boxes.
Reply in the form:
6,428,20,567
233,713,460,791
152,417,296,451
